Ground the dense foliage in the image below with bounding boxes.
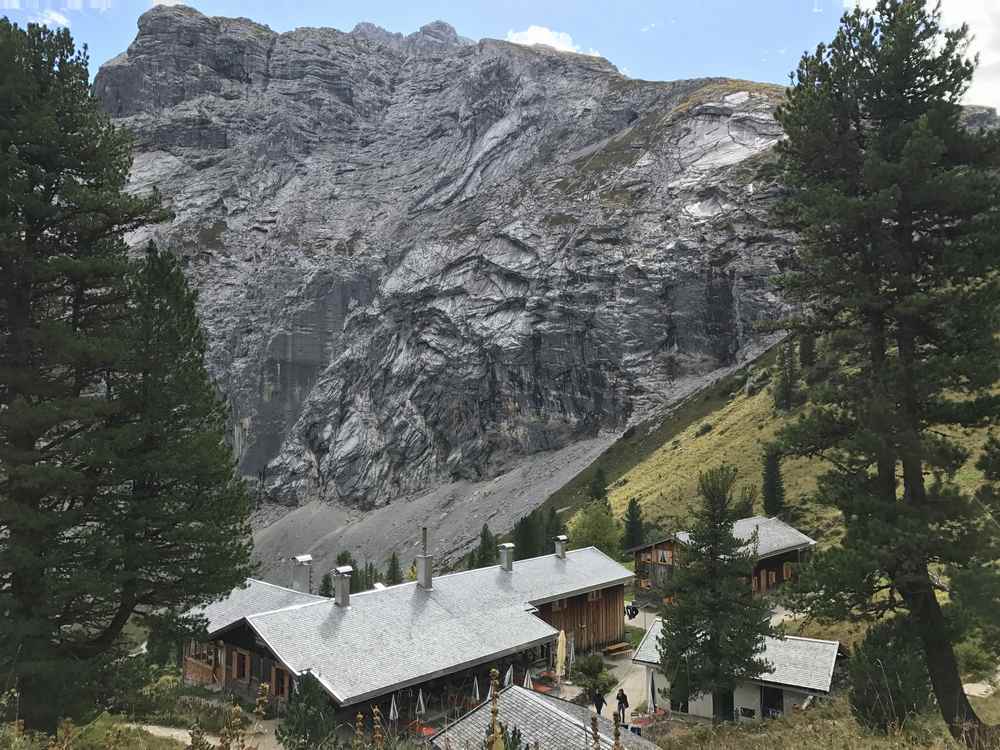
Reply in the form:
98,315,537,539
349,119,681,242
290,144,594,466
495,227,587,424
774,0,1000,743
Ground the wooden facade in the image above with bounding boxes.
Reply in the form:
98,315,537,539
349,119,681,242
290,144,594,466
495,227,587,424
182,627,293,708
633,539,679,593
632,540,806,599
535,583,625,652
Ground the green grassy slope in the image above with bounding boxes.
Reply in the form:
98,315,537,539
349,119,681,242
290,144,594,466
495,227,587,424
546,347,992,549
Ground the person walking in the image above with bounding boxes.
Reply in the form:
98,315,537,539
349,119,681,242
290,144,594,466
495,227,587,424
616,688,629,724
592,689,606,716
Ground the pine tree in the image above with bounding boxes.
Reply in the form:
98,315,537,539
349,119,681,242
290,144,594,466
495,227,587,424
588,467,610,507
798,331,817,370
657,466,776,723
512,511,544,560
568,501,622,558
0,19,258,727
621,498,645,552
774,1,1000,743
318,573,334,598
474,524,498,568
772,341,797,411
385,551,403,586
761,446,785,518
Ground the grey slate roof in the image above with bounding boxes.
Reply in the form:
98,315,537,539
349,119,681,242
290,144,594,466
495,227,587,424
430,686,659,750
675,515,816,560
223,547,632,706
633,619,839,694
631,618,663,667
194,578,325,634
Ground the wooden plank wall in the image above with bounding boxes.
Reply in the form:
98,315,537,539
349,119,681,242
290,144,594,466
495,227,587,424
537,584,625,651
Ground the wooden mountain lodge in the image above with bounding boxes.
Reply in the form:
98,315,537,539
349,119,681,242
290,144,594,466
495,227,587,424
182,533,632,716
629,516,816,598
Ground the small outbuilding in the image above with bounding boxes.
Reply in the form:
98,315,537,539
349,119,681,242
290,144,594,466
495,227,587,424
632,619,840,721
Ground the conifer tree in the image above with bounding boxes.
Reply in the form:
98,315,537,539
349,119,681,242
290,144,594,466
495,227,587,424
475,524,498,568
775,1,1000,743
318,573,334,598
621,498,645,552
589,467,610,507
0,20,256,727
657,466,776,723
798,331,817,370
772,341,797,411
512,511,544,559
761,446,785,518
385,551,403,586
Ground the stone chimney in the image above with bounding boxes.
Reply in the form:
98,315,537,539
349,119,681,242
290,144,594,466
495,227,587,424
334,565,352,607
554,535,568,560
416,527,434,590
498,542,515,572
291,554,313,593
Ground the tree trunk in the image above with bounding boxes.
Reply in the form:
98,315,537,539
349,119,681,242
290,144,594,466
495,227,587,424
901,571,995,747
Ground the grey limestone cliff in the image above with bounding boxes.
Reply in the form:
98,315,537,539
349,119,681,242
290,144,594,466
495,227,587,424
95,5,796,566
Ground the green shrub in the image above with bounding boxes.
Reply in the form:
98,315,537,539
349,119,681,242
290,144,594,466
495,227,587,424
571,654,617,698
955,635,996,683
848,618,935,733
695,422,714,437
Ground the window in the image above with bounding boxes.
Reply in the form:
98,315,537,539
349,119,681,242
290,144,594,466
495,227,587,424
658,549,672,564
783,562,794,581
234,650,248,681
768,570,777,586
272,667,288,698
751,574,759,592
641,551,652,562
587,590,602,602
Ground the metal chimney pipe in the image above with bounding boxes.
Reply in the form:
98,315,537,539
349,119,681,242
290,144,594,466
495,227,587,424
334,565,352,607
498,542,515,572
416,527,434,590
554,535,568,560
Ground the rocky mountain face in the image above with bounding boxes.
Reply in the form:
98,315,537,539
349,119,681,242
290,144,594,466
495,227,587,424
95,5,795,563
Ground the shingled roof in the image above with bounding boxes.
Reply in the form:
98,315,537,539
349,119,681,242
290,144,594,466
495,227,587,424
213,547,632,706
629,516,816,559
633,619,839,694
430,686,659,750
191,578,325,634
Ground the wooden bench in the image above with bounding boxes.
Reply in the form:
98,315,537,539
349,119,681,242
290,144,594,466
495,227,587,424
602,642,632,657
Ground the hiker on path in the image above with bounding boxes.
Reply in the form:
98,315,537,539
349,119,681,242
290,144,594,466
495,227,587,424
616,688,629,724
592,690,606,716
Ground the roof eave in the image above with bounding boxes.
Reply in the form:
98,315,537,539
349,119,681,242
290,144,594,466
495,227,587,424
335,630,559,706
529,574,634,606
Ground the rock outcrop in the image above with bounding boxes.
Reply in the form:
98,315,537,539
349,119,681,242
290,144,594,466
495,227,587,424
95,5,794,545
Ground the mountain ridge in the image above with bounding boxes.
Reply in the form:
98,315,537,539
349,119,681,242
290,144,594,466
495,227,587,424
95,5,795,570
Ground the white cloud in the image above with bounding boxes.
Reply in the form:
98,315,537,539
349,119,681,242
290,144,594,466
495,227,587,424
505,25,600,56
640,22,657,33
842,0,1000,111
31,9,70,27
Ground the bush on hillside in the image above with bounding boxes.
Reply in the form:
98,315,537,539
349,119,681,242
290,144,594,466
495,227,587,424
848,618,935,733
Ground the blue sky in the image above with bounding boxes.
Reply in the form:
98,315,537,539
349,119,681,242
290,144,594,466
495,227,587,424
2,0,998,108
